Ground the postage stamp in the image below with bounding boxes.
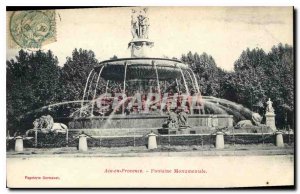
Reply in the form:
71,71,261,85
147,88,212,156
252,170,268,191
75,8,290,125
9,10,56,49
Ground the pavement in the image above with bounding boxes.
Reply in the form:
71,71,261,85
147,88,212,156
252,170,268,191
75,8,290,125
7,144,294,158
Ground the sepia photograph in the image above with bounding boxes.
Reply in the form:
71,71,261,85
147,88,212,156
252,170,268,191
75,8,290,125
6,6,294,188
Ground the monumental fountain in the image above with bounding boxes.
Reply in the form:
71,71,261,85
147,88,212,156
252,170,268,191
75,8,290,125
22,8,276,141
8,7,284,152
61,8,255,137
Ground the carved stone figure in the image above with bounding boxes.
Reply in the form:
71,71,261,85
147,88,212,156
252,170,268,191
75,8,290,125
235,120,253,128
162,108,189,130
26,115,68,136
265,98,276,131
33,115,54,133
163,110,179,130
131,9,139,39
131,8,150,39
266,98,274,113
139,9,149,39
178,110,188,127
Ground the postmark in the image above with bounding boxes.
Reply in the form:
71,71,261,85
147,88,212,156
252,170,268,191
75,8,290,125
9,10,56,49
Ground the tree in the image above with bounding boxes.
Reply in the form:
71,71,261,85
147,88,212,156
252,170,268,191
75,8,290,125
265,44,294,128
227,44,294,128
60,48,99,101
219,71,239,102
232,48,268,110
181,51,224,96
180,44,294,128
7,49,61,134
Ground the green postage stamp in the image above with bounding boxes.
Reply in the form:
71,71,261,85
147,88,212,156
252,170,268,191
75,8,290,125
9,10,56,49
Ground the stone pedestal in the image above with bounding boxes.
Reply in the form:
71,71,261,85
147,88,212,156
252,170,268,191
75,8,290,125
147,132,157,149
265,112,276,131
215,132,224,149
15,136,23,152
129,40,154,58
78,134,88,151
275,131,284,147
178,127,189,135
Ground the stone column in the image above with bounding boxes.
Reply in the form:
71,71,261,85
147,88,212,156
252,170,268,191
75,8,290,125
78,133,88,151
147,132,157,149
15,136,23,152
265,98,276,132
215,132,224,149
130,41,153,58
275,131,284,147
265,112,276,131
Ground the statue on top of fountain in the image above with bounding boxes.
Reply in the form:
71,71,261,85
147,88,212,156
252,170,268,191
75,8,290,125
131,8,150,39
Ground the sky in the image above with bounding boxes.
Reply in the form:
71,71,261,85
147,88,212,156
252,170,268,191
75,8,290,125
6,6,293,71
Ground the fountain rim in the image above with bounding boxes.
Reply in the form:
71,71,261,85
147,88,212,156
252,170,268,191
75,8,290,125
56,114,234,121
93,57,190,81
97,57,185,66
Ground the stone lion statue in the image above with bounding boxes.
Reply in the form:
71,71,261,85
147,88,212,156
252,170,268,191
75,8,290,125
235,113,263,128
26,115,68,136
235,120,253,128
252,113,263,126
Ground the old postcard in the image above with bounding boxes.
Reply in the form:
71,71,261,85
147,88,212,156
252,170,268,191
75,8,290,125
6,6,294,188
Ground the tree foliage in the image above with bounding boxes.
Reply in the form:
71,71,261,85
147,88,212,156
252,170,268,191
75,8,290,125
7,50,61,133
181,51,223,96
181,44,294,128
60,48,99,101
222,44,294,128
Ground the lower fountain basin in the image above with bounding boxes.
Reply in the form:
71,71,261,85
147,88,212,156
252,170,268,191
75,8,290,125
56,114,234,136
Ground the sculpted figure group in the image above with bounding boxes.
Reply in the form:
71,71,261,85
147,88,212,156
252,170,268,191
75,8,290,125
131,8,150,39
163,109,189,130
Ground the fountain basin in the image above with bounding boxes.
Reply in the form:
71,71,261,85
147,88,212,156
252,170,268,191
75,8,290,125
68,114,233,129
96,58,188,81
56,114,233,136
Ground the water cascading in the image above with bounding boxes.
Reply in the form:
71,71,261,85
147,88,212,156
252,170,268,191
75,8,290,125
86,72,96,99
203,96,255,121
80,69,94,117
186,70,196,92
91,65,105,116
187,68,200,93
153,61,161,95
179,67,190,95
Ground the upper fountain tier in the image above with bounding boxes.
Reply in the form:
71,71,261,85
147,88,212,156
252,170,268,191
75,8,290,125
96,8,189,81
95,57,188,81
128,8,154,58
